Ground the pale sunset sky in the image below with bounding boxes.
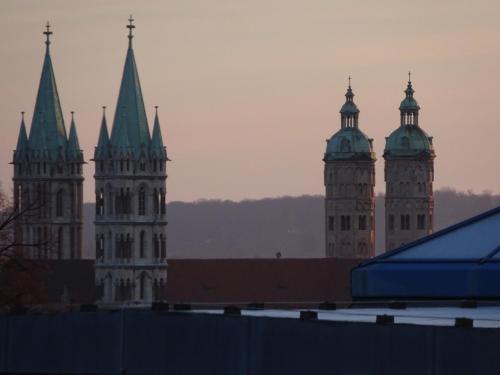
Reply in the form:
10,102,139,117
0,0,499,202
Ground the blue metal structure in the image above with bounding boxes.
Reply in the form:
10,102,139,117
352,206,500,299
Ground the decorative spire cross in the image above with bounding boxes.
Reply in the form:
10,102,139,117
43,21,52,48
127,15,135,46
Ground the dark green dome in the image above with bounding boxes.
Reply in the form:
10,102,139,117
384,125,434,158
325,127,375,161
324,82,375,161
384,77,434,159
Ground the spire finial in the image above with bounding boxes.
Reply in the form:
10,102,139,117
408,70,412,83
21,111,25,122
348,75,351,88
102,106,106,116
127,15,135,47
71,111,74,121
155,105,158,115
43,21,52,49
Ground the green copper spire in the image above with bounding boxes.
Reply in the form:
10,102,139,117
67,112,82,160
28,22,68,161
399,71,420,115
29,111,49,159
150,106,165,156
384,75,434,159
339,77,360,128
110,16,151,155
14,112,29,161
95,106,110,159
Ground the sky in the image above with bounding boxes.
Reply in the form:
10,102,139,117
0,0,499,203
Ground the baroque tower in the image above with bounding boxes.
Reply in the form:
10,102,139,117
93,18,168,304
384,75,435,251
12,23,84,259
323,81,376,258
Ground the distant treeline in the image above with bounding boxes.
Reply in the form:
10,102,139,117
82,188,500,259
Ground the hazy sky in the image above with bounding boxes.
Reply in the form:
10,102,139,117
1,0,499,203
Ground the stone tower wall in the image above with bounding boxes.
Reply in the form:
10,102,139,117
94,157,168,304
384,158,434,251
324,160,375,258
13,161,84,259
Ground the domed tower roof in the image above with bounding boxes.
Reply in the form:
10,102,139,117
324,79,375,161
384,74,435,159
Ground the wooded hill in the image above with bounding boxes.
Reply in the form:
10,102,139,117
82,189,500,259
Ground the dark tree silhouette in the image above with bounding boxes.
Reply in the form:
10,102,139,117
0,184,50,311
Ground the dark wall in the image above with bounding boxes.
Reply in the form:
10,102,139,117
1,310,499,375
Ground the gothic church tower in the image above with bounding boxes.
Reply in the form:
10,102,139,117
12,23,84,259
384,76,435,251
93,18,168,304
324,82,376,258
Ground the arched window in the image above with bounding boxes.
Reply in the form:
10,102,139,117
358,215,367,230
126,234,131,260
56,189,64,217
153,189,159,214
138,187,146,215
96,189,104,216
160,234,166,259
126,188,131,214
117,235,122,260
153,234,159,258
98,234,105,261
108,191,114,215
160,189,166,215
388,215,395,231
140,273,146,300
140,231,145,258
341,215,351,231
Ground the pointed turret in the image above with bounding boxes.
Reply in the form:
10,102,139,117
28,22,67,161
15,112,29,161
67,112,82,160
399,72,420,126
110,16,150,155
95,106,110,159
150,106,166,158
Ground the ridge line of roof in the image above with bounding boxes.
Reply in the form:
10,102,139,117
356,205,500,268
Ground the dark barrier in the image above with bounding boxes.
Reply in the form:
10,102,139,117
1,309,500,375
